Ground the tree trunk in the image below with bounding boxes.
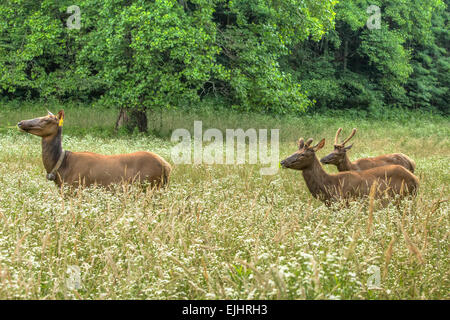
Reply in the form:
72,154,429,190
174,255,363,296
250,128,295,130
131,108,148,133
115,107,148,133
343,39,348,71
115,108,129,132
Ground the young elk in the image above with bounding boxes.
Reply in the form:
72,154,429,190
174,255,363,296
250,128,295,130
280,138,419,204
320,128,416,173
18,110,171,188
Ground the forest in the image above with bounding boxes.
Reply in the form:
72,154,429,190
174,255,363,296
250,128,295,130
0,0,448,132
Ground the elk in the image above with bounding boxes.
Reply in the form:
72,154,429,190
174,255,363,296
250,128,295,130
280,138,419,204
18,110,171,189
320,128,416,173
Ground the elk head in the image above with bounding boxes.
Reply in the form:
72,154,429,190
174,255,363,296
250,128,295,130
18,110,65,137
320,128,356,165
280,138,325,170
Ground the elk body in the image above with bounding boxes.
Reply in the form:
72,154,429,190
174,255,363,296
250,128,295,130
18,110,171,188
280,138,419,204
320,128,416,173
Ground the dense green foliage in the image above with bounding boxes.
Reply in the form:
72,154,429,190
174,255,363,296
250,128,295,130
287,0,449,113
0,0,448,116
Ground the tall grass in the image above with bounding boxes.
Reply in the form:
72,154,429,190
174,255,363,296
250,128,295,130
0,103,448,299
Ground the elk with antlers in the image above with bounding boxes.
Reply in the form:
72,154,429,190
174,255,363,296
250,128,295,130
320,128,416,173
18,110,171,188
280,138,419,204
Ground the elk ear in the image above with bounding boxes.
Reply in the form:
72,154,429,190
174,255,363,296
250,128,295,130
47,109,54,116
313,138,325,151
344,144,353,151
298,138,305,150
57,110,65,127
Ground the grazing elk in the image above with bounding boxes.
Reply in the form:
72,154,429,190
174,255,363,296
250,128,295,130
320,128,416,173
18,110,171,188
280,138,419,204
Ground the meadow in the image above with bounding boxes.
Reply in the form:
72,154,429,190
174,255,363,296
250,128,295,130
0,104,448,299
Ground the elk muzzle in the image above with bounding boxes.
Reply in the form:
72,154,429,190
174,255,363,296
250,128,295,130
320,153,335,164
17,119,41,132
280,153,300,169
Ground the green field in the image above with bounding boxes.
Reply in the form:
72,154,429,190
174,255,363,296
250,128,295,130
0,105,448,299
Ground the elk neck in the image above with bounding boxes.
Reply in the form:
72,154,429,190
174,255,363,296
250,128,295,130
41,127,64,173
302,156,336,199
337,153,354,171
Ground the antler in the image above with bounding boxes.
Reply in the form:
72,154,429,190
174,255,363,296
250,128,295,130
341,128,357,146
305,138,314,148
334,128,343,145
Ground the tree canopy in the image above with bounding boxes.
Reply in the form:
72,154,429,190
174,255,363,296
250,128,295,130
0,0,448,124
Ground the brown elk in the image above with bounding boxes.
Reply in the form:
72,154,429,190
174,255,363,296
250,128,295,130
320,128,416,173
18,110,171,188
280,137,419,204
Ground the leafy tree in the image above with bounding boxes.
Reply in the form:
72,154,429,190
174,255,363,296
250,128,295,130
210,0,337,114
0,0,338,128
405,0,449,112
0,1,66,99
77,0,219,131
288,0,447,112
0,0,447,122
